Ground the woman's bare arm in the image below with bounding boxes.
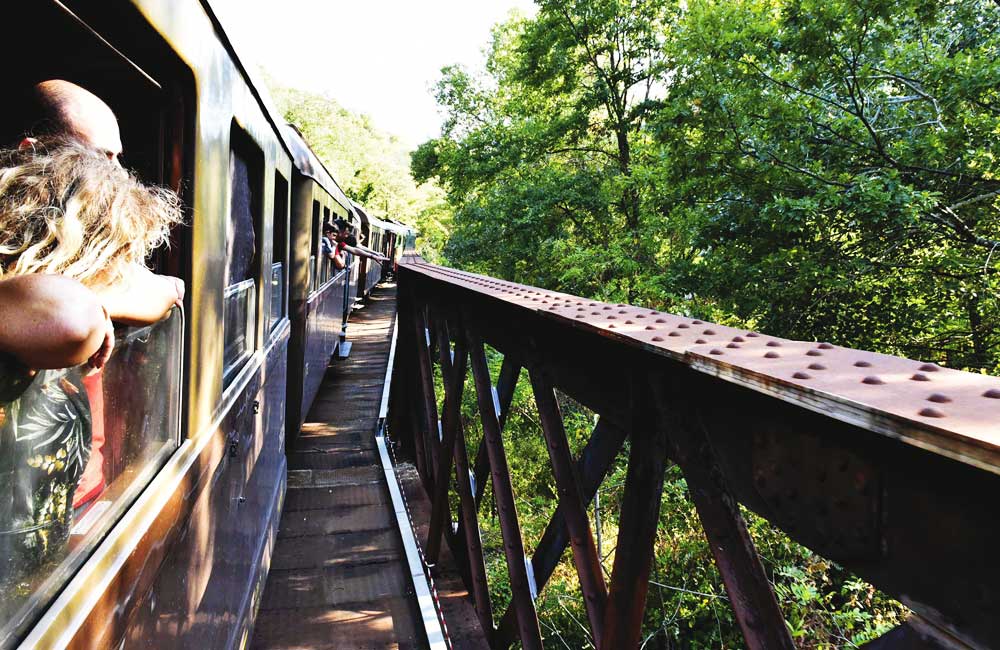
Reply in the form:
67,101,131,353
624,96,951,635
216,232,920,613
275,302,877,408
0,275,111,369
96,267,184,326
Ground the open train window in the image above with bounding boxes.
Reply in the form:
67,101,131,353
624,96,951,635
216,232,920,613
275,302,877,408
0,1,192,645
223,125,264,384
321,206,333,285
310,200,321,292
268,171,288,330
270,172,289,333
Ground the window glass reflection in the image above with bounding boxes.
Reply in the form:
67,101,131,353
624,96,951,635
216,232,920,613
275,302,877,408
0,308,183,643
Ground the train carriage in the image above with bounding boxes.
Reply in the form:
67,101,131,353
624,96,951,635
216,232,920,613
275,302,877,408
0,2,391,648
351,202,387,300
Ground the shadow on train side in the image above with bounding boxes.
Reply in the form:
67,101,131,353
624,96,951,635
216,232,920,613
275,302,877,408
0,2,410,649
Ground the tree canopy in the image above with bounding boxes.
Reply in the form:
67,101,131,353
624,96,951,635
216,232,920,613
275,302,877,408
415,0,1000,371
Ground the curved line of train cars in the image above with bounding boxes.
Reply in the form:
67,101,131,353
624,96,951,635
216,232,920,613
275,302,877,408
1,2,411,648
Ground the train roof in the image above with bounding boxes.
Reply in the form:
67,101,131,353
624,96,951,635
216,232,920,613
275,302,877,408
351,201,412,235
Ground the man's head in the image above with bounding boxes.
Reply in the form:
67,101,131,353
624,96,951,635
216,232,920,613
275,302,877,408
333,218,350,242
10,80,122,165
322,222,337,238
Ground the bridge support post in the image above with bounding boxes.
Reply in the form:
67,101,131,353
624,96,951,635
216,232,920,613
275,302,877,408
599,380,670,650
388,277,426,473
468,332,544,650
529,368,609,647
426,312,467,563
652,377,796,650
412,301,441,489
427,311,497,641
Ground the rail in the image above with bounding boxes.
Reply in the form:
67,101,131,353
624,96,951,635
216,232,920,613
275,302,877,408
387,255,1000,650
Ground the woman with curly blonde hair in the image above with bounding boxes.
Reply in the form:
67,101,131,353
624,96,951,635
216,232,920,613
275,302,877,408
0,139,185,595
0,139,185,322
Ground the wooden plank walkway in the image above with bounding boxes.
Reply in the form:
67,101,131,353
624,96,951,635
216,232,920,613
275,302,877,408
250,283,489,650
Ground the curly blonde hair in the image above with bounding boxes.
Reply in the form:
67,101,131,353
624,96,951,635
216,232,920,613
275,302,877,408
0,140,182,288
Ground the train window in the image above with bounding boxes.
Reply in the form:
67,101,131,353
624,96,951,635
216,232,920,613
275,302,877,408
223,126,263,383
0,312,184,644
0,2,193,643
310,201,321,292
270,172,289,332
321,207,332,285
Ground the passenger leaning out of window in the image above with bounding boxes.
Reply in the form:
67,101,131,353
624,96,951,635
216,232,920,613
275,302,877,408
1,81,186,523
335,219,390,264
322,222,347,271
0,112,183,589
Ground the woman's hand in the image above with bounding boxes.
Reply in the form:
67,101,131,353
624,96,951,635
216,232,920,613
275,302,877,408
97,267,185,326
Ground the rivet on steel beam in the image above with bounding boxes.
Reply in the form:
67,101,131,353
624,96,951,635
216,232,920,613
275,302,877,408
692,320,704,324
854,360,872,367
608,324,616,329
919,364,940,372
983,389,1000,399
818,343,835,349
695,338,707,344
764,351,780,359
669,331,681,337
862,376,884,385
649,311,658,315
703,329,716,335
807,363,826,370
636,314,646,319
746,332,760,337
678,323,690,329
910,373,930,382
645,326,656,331
655,318,667,323
652,336,665,342
766,341,782,347
793,371,811,379
576,314,585,319
806,350,823,357
709,348,724,355
927,393,952,403
607,315,617,320
919,407,946,418
618,310,628,314
603,306,612,310
732,336,745,342
726,343,741,349
591,312,600,316
625,320,634,324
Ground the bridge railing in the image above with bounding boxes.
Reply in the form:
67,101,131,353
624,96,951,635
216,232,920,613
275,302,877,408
387,254,1000,650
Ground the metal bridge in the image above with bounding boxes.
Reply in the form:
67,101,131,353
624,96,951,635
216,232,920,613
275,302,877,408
253,255,1000,650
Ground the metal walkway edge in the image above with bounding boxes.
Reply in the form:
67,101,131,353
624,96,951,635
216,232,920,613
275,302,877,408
249,283,488,650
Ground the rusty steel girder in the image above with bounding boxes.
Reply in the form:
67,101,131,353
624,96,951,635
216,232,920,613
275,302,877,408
391,255,1000,650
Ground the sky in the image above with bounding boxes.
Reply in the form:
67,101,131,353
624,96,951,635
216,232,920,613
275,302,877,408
227,0,536,148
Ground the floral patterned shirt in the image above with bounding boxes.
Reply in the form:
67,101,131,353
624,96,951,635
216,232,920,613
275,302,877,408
0,355,91,597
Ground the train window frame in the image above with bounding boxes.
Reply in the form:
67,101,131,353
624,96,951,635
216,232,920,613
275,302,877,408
269,171,289,334
223,124,265,385
310,200,321,293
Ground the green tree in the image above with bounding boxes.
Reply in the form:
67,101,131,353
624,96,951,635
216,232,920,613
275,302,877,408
268,83,451,260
